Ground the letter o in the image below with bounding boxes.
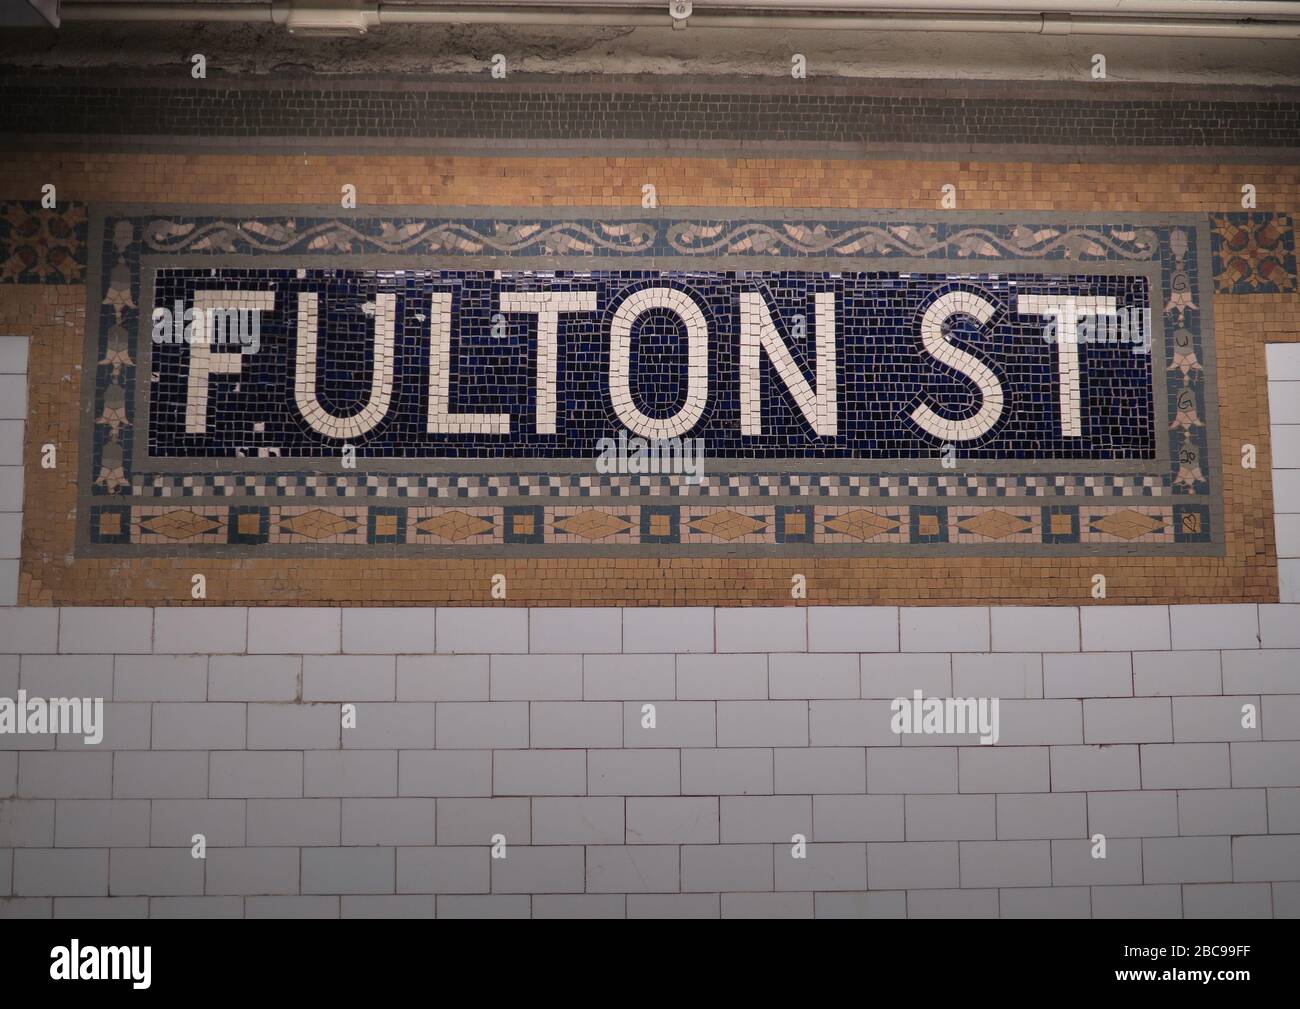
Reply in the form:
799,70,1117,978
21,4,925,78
608,287,709,439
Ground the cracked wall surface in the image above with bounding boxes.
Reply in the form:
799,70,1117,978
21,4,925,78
3,23,1300,85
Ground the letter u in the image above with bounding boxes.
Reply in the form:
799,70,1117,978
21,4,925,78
295,291,396,440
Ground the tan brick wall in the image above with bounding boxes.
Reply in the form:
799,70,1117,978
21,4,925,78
2,152,1299,211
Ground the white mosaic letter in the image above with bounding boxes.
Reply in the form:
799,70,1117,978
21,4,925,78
608,286,709,440
295,290,395,440
184,289,275,434
427,291,511,435
739,290,837,437
499,289,598,435
910,290,1003,442
1017,294,1117,437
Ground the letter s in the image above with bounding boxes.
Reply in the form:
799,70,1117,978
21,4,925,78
909,290,1004,442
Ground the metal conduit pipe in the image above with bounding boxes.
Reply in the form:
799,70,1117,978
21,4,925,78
440,0,1300,13
54,1,1300,38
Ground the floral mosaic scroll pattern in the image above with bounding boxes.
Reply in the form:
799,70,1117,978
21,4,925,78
143,218,658,257
668,221,1161,260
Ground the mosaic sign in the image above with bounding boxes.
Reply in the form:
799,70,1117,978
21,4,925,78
146,268,1156,460
80,206,1223,556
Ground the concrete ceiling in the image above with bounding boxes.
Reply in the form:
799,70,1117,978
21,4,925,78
2,8,1299,83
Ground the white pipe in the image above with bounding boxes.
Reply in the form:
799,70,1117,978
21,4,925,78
383,9,1048,30
62,3,278,21
379,10,1300,39
404,0,1300,13
57,2,1300,38
684,15,1300,36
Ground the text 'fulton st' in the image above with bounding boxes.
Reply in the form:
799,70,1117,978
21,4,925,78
151,270,1155,460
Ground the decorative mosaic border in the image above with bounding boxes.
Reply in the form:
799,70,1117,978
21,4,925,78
74,204,1233,557
91,501,1209,555
130,471,1170,500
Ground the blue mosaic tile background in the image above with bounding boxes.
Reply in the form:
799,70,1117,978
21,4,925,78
146,268,1155,461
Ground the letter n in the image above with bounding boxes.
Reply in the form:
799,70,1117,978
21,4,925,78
740,290,837,437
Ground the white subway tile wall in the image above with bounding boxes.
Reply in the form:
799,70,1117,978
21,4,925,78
1270,345,1300,604
0,603,1297,919
0,336,27,607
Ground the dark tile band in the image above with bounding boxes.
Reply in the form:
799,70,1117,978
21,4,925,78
3,76,1297,152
